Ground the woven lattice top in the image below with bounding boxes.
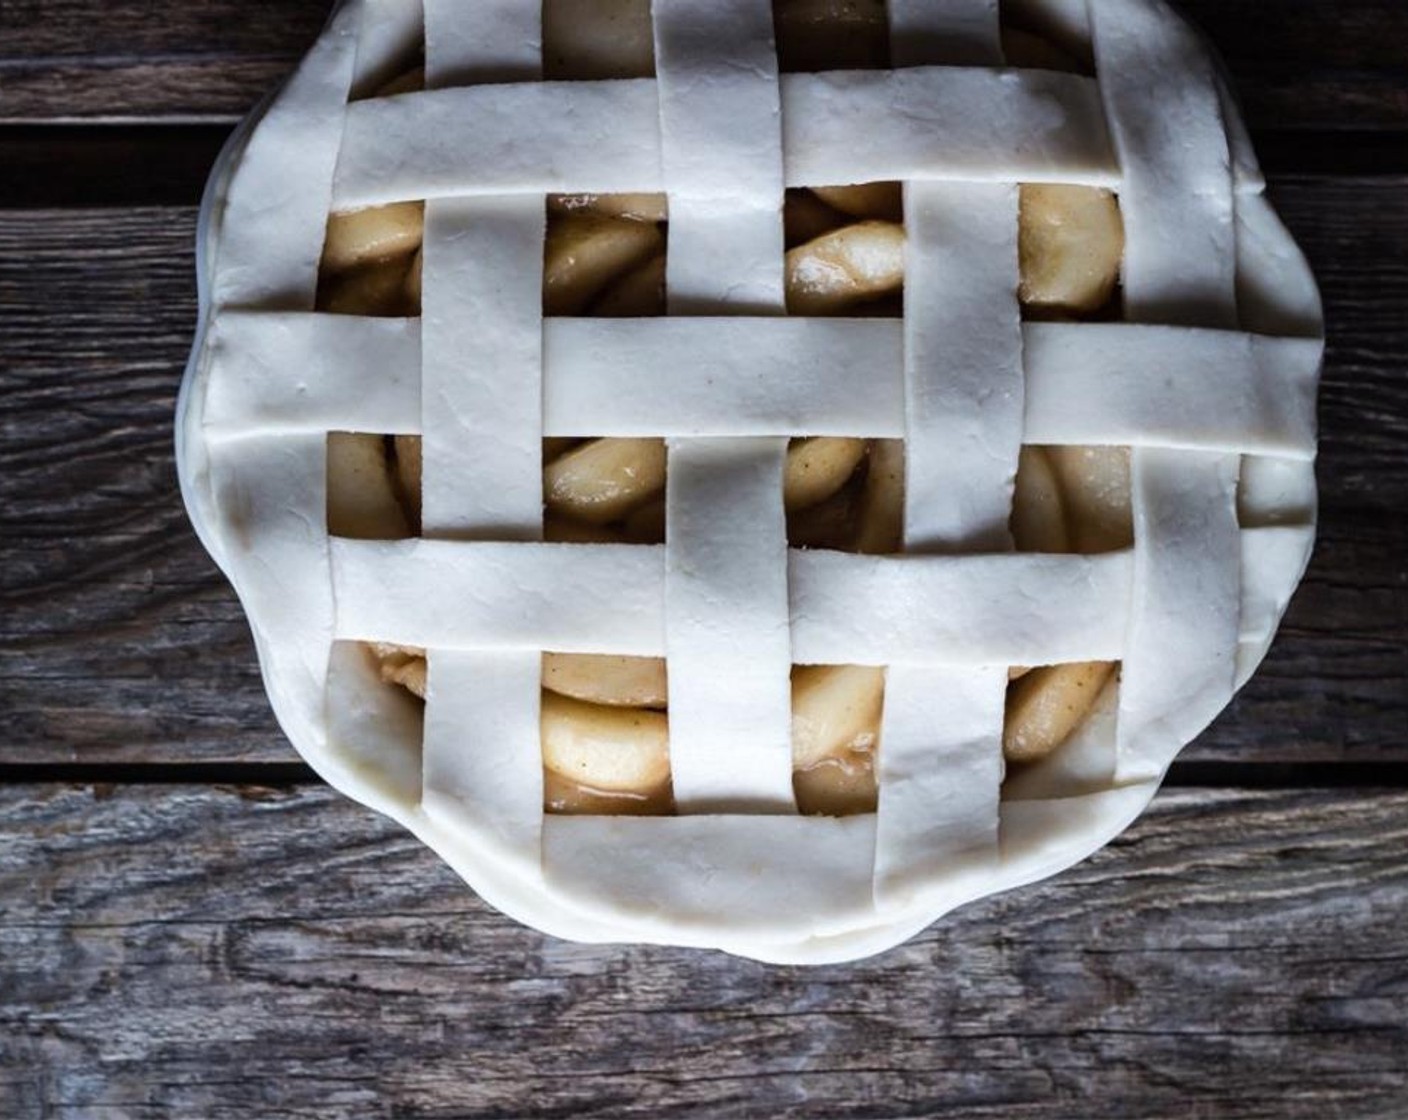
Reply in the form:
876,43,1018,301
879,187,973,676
180,0,1322,963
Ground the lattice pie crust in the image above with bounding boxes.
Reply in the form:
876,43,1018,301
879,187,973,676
178,0,1323,963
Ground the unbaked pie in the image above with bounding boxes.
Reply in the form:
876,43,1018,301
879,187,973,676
180,0,1323,962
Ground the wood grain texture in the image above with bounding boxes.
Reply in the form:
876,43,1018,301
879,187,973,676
1,179,1405,766
0,0,1406,130
0,0,329,123
0,782,1405,1118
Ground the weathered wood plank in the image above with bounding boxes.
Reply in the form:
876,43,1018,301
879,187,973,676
1180,0,1408,130
1,178,1405,766
0,0,1406,131
0,783,1405,1117
0,0,329,123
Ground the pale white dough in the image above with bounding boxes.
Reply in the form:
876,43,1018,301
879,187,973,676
542,318,906,437
654,0,786,312
789,550,1135,667
781,68,1119,187
330,539,668,654
1091,0,1248,782
424,649,545,880
206,315,1319,456
875,2,1010,910
544,815,878,941
1020,324,1321,456
204,312,423,437
337,66,1125,209
349,0,425,97
421,196,546,538
178,0,1323,963
664,439,796,812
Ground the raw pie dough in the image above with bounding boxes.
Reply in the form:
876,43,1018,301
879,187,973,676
179,0,1323,963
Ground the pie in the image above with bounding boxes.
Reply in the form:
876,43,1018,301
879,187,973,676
179,0,1323,962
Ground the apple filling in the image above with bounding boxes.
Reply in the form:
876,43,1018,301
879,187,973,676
320,7,1133,817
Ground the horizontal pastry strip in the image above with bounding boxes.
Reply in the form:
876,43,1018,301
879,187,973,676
206,313,1320,458
328,533,1300,664
331,68,1119,208
537,784,1158,949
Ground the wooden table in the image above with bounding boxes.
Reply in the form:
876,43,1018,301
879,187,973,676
2,3,1406,1116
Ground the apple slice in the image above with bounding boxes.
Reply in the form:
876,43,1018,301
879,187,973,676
374,68,423,97
404,247,422,311
855,439,905,554
773,0,889,71
1004,661,1116,763
1019,184,1124,314
544,517,626,544
791,665,884,816
326,432,410,539
543,437,666,525
541,690,671,794
811,182,903,222
794,758,879,817
785,437,868,512
1046,445,1134,552
1000,27,1083,72
542,0,655,80
784,190,850,248
621,496,666,543
542,653,668,709
318,255,414,316
785,221,905,315
787,482,861,551
791,665,885,771
544,214,664,315
591,253,666,317
549,193,668,223
544,768,673,815
1011,445,1070,553
322,202,424,274
370,643,427,699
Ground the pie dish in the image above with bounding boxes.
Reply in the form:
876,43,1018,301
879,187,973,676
178,0,1323,963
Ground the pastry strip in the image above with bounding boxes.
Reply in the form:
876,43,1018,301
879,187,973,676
653,0,796,812
653,0,786,312
875,4,1012,908
214,4,361,307
1021,324,1320,457
543,318,905,437
420,197,545,537
544,815,877,941
348,0,425,97
416,0,547,867
664,439,796,812
422,648,544,879
335,80,665,207
331,539,668,654
333,67,1122,208
204,314,1319,460
781,68,1118,188
1092,0,1243,781
790,551,1133,667
191,8,363,784
205,312,421,436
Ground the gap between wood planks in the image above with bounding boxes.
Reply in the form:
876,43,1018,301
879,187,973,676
0,124,1407,208
2,760,1408,789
